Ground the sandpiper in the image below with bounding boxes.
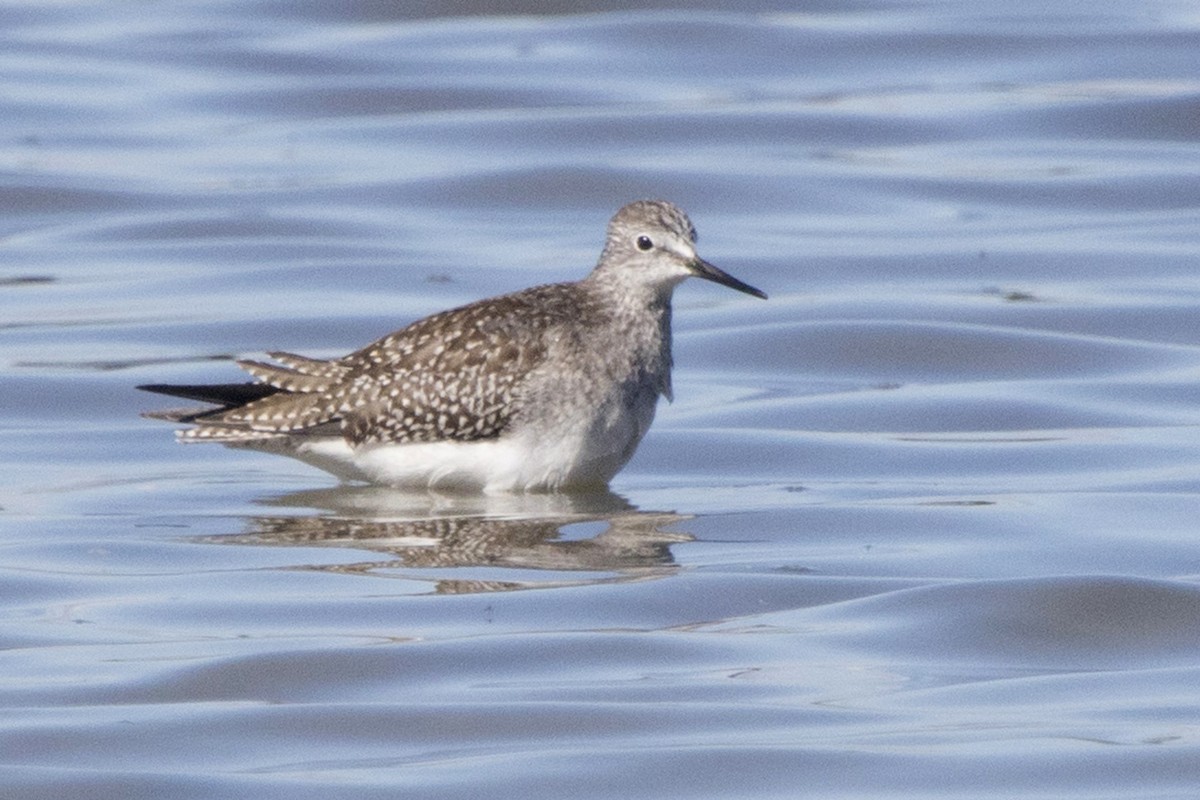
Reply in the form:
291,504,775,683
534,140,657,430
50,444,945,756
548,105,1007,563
139,200,766,492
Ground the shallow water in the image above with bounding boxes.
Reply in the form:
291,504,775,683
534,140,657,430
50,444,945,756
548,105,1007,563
3,1,1200,797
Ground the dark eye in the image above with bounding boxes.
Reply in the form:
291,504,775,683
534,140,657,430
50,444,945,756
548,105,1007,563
636,235,653,251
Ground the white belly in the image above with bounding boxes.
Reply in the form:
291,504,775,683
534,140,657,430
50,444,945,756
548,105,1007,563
241,379,661,492
359,390,658,492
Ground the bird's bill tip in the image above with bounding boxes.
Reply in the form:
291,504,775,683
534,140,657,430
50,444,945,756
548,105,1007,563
689,258,768,300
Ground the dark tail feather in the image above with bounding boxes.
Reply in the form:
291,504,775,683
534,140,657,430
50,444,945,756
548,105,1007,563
137,382,283,408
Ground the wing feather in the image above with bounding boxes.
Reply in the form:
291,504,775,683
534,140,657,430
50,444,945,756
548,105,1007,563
142,282,591,445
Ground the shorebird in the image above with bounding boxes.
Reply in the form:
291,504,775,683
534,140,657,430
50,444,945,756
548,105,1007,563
139,200,766,492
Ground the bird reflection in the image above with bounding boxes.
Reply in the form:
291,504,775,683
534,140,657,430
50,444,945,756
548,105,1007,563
199,487,692,594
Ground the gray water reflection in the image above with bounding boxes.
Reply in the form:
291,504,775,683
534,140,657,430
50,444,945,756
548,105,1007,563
203,487,691,592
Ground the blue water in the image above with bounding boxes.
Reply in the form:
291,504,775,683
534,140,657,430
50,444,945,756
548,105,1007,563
3,1,1200,798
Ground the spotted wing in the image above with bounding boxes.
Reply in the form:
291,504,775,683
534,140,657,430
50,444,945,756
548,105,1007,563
190,284,578,445
337,291,565,446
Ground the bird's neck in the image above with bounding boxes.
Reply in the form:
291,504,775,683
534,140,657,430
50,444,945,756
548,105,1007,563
585,265,680,318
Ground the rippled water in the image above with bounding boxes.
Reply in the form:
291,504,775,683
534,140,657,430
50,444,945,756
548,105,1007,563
3,1,1200,797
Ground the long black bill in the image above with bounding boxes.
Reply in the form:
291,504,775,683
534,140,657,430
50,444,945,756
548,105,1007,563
689,257,768,300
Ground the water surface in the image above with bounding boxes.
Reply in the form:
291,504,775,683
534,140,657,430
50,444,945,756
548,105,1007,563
3,1,1200,798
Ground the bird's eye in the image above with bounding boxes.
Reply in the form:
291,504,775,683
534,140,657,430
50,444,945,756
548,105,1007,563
636,235,653,251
